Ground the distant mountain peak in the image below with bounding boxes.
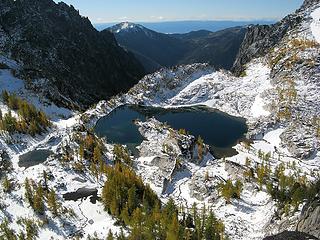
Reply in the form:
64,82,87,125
110,22,145,33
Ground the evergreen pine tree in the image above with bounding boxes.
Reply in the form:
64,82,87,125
90,162,98,181
130,208,144,239
197,136,204,161
128,186,137,213
47,189,59,216
93,145,102,163
107,230,114,240
2,90,9,103
234,180,243,199
2,176,13,193
219,180,233,204
120,205,130,226
0,219,17,240
257,165,266,190
166,214,180,240
33,183,44,214
204,211,218,240
24,178,33,205
79,143,84,160
110,197,119,217
28,120,39,136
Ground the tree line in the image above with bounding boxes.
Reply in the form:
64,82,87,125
101,162,225,240
0,90,51,136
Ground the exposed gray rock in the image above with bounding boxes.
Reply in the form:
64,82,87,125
297,196,320,238
303,0,320,8
224,160,247,180
263,231,318,240
281,123,317,159
189,172,220,201
265,214,300,239
232,1,315,75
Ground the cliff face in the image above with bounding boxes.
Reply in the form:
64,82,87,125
0,0,145,109
303,0,320,8
263,231,318,240
232,3,308,75
297,196,320,238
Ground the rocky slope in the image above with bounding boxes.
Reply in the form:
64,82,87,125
263,231,319,240
232,4,304,75
89,0,320,238
0,0,145,109
0,0,320,239
297,196,320,238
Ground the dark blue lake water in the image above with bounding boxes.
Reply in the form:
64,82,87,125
94,105,247,157
19,149,53,168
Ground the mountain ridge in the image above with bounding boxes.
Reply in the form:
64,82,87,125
0,0,319,239
232,0,319,75
106,22,247,72
0,0,145,109
94,20,276,33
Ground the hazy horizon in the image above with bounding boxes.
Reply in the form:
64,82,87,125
94,19,277,25
94,19,276,33
54,0,303,24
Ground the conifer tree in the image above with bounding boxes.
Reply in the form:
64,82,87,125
17,218,39,240
120,205,130,226
219,180,233,204
3,111,17,133
24,178,33,205
90,162,98,181
110,198,119,217
166,214,180,240
130,208,144,239
47,189,59,216
93,145,102,163
79,143,84,160
2,90,9,103
2,176,13,193
197,136,204,161
33,183,44,214
234,180,243,199
128,186,137,213
257,165,266,190
0,219,17,240
28,120,39,136
204,211,218,240
107,230,114,240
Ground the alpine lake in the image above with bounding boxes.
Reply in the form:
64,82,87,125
94,105,248,158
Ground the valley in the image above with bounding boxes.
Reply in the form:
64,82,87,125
107,23,246,72
0,0,320,239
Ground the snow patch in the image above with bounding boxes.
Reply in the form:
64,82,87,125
311,8,320,43
263,129,285,149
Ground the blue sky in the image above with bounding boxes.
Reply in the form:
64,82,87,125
54,0,304,23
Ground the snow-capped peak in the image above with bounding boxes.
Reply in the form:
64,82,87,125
120,22,135,30
110,22,145,34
